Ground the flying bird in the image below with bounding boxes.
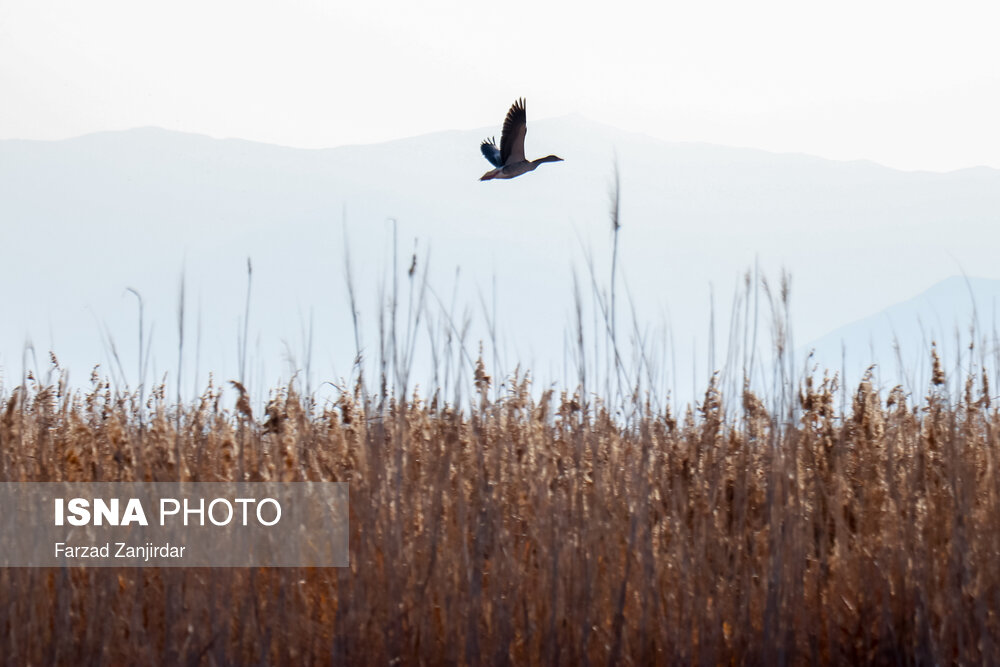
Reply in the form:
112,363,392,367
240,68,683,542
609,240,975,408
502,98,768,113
479,98,563,181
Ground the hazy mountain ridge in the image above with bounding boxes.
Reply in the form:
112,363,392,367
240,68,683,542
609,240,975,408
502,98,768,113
804,275,1000,393
3,119,1000,402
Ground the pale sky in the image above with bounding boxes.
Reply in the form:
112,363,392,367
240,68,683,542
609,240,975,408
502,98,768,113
2,0,1000,171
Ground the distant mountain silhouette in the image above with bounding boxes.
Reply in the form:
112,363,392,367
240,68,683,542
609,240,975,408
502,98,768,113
2,121,1000,405
803,275,1000,396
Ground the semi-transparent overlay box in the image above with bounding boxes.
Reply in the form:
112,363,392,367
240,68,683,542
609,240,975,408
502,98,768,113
0,482,348,567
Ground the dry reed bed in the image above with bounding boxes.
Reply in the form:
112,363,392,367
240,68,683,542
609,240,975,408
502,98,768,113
1,360,999,665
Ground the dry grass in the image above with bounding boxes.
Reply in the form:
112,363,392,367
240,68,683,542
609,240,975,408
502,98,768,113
1,350,999,665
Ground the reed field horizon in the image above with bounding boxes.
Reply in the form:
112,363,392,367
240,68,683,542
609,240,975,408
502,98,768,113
3,210,1000,664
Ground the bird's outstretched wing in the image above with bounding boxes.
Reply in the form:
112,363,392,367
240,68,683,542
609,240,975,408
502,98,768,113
480,137,502,167
499,98,527,166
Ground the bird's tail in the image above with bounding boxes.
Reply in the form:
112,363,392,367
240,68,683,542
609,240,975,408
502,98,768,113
480,169,498,181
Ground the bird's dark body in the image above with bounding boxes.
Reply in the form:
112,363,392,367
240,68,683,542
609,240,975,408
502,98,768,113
479,98,563,181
